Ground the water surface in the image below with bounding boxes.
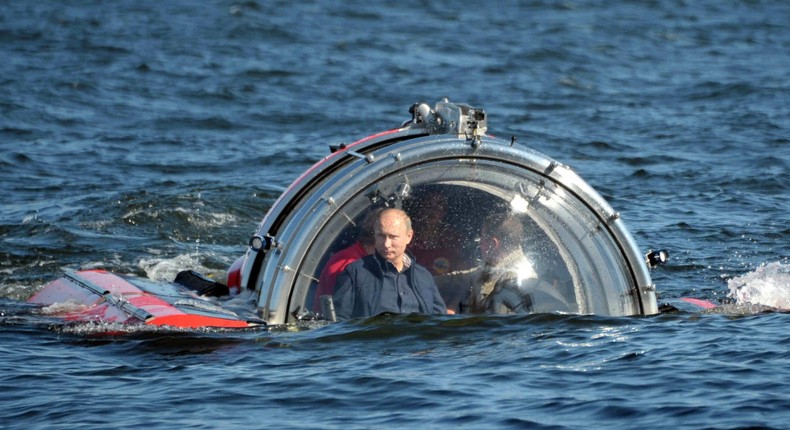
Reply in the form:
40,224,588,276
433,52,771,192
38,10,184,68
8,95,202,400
1,1,789,429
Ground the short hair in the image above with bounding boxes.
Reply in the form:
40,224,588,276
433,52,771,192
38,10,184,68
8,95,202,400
376,208,412,232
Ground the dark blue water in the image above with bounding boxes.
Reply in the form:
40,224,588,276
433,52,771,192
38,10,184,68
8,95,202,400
2,1,789,428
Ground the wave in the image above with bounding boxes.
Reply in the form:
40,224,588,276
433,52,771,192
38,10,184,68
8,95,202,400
137,252,231,283
727,261,790,310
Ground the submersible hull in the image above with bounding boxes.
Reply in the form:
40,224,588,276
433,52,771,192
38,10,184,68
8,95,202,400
30,99,661,328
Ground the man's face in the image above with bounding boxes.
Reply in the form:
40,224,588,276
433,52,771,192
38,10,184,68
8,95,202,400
375,211,413,265
479,232,495,263
479,226,501,265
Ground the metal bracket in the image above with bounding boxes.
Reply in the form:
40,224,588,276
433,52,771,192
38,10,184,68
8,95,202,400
63,269,154,322
329,143,375,163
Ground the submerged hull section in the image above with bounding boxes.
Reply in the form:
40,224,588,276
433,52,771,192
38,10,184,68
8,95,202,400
29,270,253,329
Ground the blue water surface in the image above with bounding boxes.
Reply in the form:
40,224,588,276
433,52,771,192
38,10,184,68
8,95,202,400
1,1,789,429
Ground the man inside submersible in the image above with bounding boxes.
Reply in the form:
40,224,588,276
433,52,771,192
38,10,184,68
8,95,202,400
435,212,571,315
332,208,448,320
330,205,570,320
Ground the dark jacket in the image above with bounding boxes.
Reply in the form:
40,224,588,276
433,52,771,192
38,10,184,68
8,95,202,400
333,251,447,320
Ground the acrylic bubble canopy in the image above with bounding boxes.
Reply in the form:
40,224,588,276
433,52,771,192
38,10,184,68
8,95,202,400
237,100,659,324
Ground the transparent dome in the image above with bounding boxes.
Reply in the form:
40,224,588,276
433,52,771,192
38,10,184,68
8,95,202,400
239,105,657,324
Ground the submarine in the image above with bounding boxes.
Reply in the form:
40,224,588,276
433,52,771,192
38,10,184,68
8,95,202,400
29,99,665,328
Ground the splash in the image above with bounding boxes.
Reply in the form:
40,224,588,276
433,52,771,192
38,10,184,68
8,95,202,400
727,261,790,310
138,253,214,282
56,321,225,336
39,299,89,315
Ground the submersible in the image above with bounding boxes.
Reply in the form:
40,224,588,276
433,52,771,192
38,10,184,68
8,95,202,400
229,99,661,324
31,99,662,328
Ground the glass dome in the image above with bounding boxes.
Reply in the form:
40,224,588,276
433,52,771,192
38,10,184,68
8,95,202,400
238,102,658,324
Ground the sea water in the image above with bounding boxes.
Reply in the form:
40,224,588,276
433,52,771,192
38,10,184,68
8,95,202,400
1,1,788,429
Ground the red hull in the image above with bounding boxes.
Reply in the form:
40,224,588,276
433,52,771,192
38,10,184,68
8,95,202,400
29,270,253,329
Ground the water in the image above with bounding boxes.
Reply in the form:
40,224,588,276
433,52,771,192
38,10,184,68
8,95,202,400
1,1,789,428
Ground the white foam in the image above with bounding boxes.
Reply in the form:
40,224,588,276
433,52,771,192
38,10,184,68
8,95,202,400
138,253,212,282
58,321,187,336
173,207,238,228
727,261,790,310
39,299,90,315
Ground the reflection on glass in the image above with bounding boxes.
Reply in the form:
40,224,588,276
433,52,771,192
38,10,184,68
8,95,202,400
434,211,573,315
301,158,640,318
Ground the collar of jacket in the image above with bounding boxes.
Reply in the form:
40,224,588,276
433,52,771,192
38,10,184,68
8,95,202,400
371,250,416,274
